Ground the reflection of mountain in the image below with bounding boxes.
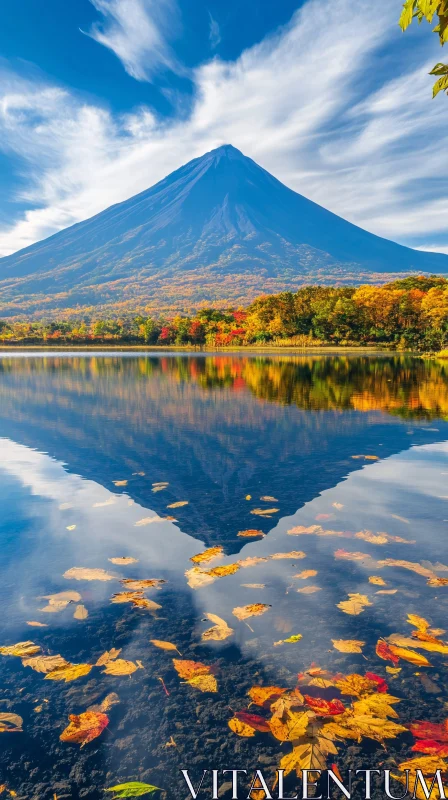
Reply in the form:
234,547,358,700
0,354,447,551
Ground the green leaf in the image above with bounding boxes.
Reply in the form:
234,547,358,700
106,783,161,798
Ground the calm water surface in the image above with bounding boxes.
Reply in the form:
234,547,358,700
1,354,448,799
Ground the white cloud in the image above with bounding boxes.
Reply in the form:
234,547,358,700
84,0,181,80
0,0,447,258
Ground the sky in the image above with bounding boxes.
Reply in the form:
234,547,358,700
0,0,447,258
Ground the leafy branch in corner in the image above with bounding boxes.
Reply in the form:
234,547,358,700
399,1,448,96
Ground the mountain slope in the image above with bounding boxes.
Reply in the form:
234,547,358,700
0,144,446,318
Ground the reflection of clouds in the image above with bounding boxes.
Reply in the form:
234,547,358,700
2,437,448,676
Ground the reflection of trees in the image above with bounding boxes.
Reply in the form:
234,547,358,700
0,354,447,420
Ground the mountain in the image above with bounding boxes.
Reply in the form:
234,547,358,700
0,144,447,318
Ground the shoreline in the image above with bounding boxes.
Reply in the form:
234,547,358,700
0,344,394,354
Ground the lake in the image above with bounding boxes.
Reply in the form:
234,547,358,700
1,353,448,800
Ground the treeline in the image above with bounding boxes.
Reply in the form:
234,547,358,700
1,276,447,350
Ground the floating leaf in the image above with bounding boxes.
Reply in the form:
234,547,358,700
241,583,266,588
407,614,430,632
377,559,434,579
234,712,271,732
271,551,306,560
201,613,233,642
26,621,48,627
279,739,330,779
346,715,406,743
387,633,448,655
167,501,188,508
304,696,346,717
96,649,122,666
250,508,279,516
172,658,210,679
106,783,160,798
270,710,309,742
113,480,128,486
337,593,372,616
22,654,69,674
111,592,161,611
376,589,398,594
232,603,270,621
297,586,321,594
294,570,317,579
332,639,365,653
45,663,92,682
334,674,378,697
185,564,240,589
64,567,115,582
134,517,160,526
103,659,139,676
150,639,181,654
74,605,88,620
190,547,223,564
0,713,23,732
287,524,323,536
335,549,372,563
120,579,165,590
386,666,402,674
39,590,82,613
0,641,41,657
410,721,448,743
228,717,256,737
248,686,286,706
187,674,218,692
237,556,268,568
352,693,400,720
333,503,344,510
108,557,138,565
369,576,386,586
273,634,302,646
388,645,431,667
238,529,265,538
60,711,108,747
376,640,400,664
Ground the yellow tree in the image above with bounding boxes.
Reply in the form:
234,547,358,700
399,1,448,96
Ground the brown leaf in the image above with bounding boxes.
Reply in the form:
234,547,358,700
201,613,233,642
22,654,69,674
232,603,270,621
332,639,365,653
63,567,115,582
108,557,138,565
60,711,109,747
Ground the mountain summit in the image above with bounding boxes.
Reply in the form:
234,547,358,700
0,144,446,317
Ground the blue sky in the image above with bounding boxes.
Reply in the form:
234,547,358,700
0,0,447,257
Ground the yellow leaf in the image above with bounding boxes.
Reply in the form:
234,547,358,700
270,691,304,717
369,576,386,586
347,715,407,742
0,713,23,731
337,593,372,616
287,524,323,536
74,605,88,620
386,667,402,674
185,563,240,589
0,641,41,657
376,589,398,594
108,557,138,565
332,639,365,653
387,633,448,654
279,739,329,779
45,663,92,682
271,551,306,560
245,495,252,500
273,634,303,646
269,710,309,742
377,559,434,579
26,621,48,627
352,693,400,719
297,586,321,594
388,644,431,666
186,674,218,693
39,590,81,613
357,531,388,545
190,546,223,564
102,659,138,676
237,556,269,568
120,578,166,590
95,649,122,666
334,674,378,697
167,501,188,508
150,639,181,654
294,570,317,579
250,508,279,516
63,567,115,582
228,717,256,737
66,525,76,531
248,686,286,706
232,603,270,620
113,480,128,486
407,614,430,632
201,613,233,642
22,654,69,674
237,529,265,538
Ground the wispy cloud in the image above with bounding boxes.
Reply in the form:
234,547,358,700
0,0,447,257
84,0,181,81
208,12,221,50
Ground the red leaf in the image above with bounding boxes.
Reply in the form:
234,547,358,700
235,711,271,733
365,672,388,694
411,739,448,757
376,640,399,664
410,721,448,743
304,696,346,717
